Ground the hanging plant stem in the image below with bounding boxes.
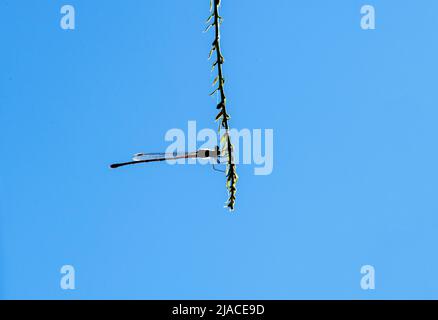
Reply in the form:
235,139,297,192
206,0,238,211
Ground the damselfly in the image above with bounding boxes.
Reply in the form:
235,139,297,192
110,147,225,171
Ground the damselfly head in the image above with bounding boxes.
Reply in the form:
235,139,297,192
215,145,221,157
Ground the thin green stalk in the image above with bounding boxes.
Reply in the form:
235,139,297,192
206,0,238,211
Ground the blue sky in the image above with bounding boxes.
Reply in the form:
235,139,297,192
1,0,438,299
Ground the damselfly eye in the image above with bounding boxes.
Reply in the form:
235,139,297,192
197,149,208,158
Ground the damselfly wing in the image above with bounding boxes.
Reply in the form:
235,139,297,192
110,148,223,169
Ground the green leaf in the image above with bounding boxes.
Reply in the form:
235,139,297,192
211,61,218,72
212,76,219,86
220,133,228,145
208,46,216,59
203,23,214,33
209,87,219,96
206,13,214,23
215,110,224,121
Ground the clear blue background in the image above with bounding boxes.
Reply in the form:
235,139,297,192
1,0,438,299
